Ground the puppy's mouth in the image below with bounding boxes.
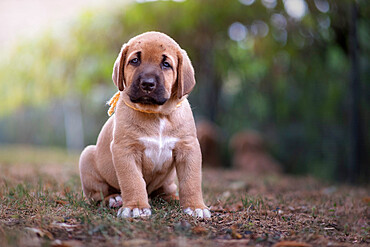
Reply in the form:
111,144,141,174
129,95,168,105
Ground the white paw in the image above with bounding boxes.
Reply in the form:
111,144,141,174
184,207,211,219
117,207,152,218
109,195,123,208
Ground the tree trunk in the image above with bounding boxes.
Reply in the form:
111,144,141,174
347,2,362,183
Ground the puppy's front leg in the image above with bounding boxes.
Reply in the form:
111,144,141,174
175,137,211,219
111,145,151,218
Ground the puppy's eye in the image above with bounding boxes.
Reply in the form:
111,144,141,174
129,58,140,66
162,61,171,69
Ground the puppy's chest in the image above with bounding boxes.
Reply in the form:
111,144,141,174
138,118,178,171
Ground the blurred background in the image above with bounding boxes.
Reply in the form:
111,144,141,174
0,0,368,183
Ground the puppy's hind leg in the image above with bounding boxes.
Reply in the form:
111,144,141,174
150,183,179,202
150,171,179,202
79,145,110,202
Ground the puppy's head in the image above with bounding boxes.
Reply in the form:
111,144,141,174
112,32,195,107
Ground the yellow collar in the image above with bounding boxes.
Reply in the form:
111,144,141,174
107,91,183,116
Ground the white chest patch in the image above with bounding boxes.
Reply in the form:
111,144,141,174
139,119,178,171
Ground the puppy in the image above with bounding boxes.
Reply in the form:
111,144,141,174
79,32,210,219
196,120,222,168
230,130,282,174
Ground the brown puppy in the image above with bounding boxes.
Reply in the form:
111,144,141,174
230,130,282,174
196,120,222,168
79,32,210,219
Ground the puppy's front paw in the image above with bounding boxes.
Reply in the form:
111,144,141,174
184,207,211,219
117,207,152,218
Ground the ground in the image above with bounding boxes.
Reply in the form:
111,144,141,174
0,146,369,247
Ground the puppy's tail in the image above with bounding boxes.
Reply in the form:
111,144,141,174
107,91,120,116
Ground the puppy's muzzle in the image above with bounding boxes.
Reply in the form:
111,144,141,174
128,67,168,105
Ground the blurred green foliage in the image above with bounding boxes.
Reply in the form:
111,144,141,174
0,0,369,181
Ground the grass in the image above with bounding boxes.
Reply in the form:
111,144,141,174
0,145,369,246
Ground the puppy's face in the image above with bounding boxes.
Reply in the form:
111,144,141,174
112,32,196,106
124,39,177,105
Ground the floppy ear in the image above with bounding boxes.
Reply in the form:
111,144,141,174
112,43,129,91
177,49,196,99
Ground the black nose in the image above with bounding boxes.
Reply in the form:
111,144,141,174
140,77,157,93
